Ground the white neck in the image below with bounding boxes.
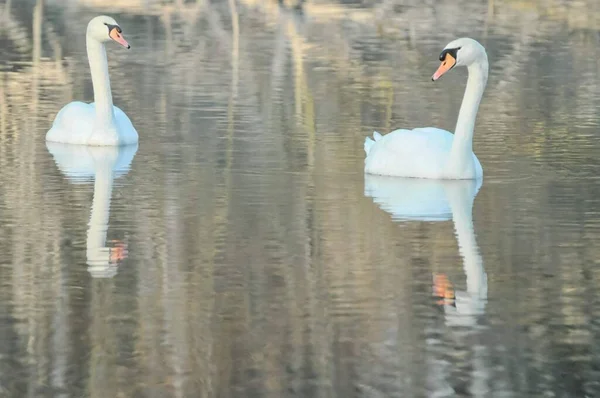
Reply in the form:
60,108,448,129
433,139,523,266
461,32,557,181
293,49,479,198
86,35,115,128
86,162,114,268
445,182,487,306
448,56,488,176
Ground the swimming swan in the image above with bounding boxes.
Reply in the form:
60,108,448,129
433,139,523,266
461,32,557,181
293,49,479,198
364,38,488,179
46,16,138,146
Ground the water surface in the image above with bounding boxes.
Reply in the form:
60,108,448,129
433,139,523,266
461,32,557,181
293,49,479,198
2,0,600,396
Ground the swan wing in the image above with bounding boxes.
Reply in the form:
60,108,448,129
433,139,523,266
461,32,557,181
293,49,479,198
364,128,482,179
46,102,96,145
364,127,455,178
46,103,138,146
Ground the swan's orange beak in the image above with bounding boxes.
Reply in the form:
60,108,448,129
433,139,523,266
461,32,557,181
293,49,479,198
432,53,456,81
109,27,130,49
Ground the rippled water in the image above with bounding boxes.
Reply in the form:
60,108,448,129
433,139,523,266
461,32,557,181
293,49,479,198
2,0,600,396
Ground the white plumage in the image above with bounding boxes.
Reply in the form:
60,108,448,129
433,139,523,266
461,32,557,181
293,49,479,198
364,38,488,180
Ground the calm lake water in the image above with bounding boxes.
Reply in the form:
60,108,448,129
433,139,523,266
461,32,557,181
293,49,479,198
2,0,600,396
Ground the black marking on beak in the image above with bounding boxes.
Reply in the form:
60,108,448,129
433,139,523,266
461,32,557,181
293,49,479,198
104,23,122,34
439,47,460,63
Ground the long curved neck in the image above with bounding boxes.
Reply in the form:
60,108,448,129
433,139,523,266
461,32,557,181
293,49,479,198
448,56,488,176
86,35,115,128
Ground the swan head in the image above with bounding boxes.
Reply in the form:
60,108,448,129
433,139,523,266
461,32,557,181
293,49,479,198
431,38,486,81
87,16,130,49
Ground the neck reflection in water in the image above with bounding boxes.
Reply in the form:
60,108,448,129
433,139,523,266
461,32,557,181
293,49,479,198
46,142,138,278
364,175,488,325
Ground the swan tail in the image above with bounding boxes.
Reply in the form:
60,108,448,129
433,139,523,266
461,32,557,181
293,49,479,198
364,131,382,156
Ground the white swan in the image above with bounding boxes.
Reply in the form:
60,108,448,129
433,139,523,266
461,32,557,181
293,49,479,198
47,142,138,278
364,176,487,326
364,38,488,179
46,16,138,146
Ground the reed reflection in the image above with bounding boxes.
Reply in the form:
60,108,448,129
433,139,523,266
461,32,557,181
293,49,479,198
46,142,138,277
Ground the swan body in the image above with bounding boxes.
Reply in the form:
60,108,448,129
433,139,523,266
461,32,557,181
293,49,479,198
364,128,483,180
364,38,488,180
47,142,138,277
46,16,138,146
48,101,137,146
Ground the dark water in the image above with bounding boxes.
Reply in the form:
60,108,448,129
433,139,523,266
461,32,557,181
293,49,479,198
2,0,600,396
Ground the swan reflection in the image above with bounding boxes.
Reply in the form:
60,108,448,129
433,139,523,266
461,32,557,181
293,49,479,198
364,175,487,326
47,142,138,278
